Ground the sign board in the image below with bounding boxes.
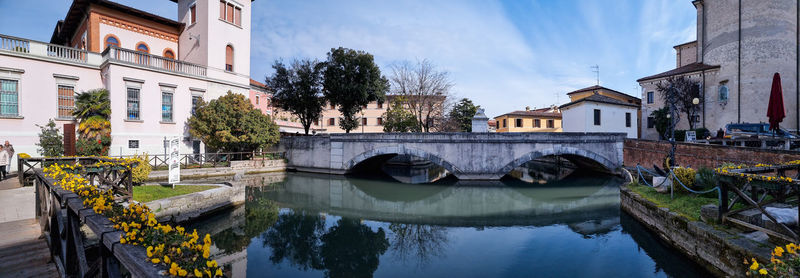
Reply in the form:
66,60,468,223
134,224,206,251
168,137,180,185
685,131,697,142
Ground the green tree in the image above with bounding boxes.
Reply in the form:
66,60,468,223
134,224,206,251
188,91,280,152
448,98,479,132
36,119,63,157
651,107,670,140
382,97,419,132
322,47,389,133
266,59,326,135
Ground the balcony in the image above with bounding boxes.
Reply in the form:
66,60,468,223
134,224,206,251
102,46,207,77
0,34,207,77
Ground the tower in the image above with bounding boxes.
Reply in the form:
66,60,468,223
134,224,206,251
176,0,251,81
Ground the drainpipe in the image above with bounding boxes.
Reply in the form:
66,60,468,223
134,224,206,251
701,0,707,129
796,0,799,134
737,0,742,123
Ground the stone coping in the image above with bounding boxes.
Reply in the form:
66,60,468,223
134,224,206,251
621,185,772,277
146,183,245,223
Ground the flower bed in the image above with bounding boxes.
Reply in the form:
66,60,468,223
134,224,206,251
44,162,223,277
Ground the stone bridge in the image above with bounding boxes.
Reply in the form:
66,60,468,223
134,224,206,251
282,132,626,180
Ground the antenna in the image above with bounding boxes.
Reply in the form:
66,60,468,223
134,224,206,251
590,65,599,85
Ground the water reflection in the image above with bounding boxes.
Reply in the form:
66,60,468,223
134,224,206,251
185,172,710,278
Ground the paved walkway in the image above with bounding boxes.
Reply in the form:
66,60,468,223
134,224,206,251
0,175,59,278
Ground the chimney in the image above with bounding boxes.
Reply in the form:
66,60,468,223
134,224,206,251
525,106,530,111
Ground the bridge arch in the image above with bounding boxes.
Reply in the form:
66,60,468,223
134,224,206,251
500,146,617,176
344,146,460,176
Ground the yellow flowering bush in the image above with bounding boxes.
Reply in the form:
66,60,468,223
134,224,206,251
44,162,223,277
131,154,152,184
746,244,800,276
671,167,696,191
18,153,31,159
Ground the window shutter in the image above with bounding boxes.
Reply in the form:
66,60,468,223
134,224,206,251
220,1,225,19
235,7,242,26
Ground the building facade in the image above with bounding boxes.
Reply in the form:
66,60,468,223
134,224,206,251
493,106,562,133
559,94,639,138
638,0,800,140
0,0,254,171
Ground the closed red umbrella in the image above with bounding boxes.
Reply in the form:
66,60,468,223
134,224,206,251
767,72,786,132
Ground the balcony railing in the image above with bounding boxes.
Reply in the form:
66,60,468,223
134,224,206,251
103,46,207,77
0,34,101,64
0,34,208,77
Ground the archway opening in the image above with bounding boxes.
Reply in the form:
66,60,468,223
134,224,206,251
504,154,613,184
348,154,452,184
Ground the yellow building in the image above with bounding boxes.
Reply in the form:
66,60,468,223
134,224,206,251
494,106,562,132
565,85,641,137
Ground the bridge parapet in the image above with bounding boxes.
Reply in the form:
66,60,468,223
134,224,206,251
283,132,626,180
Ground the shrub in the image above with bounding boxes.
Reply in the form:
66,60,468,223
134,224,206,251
694,167,717,190
36,119,64,157
131,154,151,184
18,153,31,159
76,135,110,156
671,167,696,192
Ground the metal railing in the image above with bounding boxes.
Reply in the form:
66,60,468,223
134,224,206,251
111,151,285,170
695,138,800,150
30,159,160,277
103,46,207,77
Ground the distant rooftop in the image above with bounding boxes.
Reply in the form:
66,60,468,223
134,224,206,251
637,62,720,82
559,94,639,109
566,85,640,101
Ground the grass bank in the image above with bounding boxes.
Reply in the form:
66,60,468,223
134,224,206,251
133,185,215,203
626,181,724,221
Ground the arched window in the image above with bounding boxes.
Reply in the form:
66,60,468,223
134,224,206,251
163,49,175,59
225,45,234,71
136,43,149,53
104,35,120,49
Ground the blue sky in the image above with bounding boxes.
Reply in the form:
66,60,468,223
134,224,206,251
0,0,696,117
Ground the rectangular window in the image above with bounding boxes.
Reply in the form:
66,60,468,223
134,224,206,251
227,3,234,22
190,5,197,24
377,117,383,125
593,109,601,126
127,88,140,120
0,79,18,116
328,118,335,126
534,119,541,128
128,140,139,149
502,119,507,128
57,85,75,118
515,118,522,127
255,95,260,105
330,103,335,109
377,102,383,109
191,95,201,115
547,119,554,128
219,1,226,19
362,118,368,125
646,91,654,104
625,112,631,127
647,116,655,128
162,92,173,122
235,7,242,26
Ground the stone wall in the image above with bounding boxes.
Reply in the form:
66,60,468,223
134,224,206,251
621,186,770,277
147,184,244,223
624,139,800,168
147,159,286,181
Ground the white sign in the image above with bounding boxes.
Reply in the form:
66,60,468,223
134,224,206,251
685,131,697,142
168,137,181,185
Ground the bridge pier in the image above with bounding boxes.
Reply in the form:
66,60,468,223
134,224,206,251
283,132,626,181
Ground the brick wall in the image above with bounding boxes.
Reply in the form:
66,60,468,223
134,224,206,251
624,139,800,169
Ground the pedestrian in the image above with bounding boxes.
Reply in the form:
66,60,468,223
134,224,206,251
2,141,11,178
0,145,7,180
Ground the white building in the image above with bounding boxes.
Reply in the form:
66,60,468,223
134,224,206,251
559,94,639,138
0,0,254,171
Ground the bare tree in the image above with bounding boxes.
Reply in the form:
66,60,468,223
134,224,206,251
389,59,454,132
656,76,702,129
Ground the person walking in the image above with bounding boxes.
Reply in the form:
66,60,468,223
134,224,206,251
2,141,12,178
0,145,8,180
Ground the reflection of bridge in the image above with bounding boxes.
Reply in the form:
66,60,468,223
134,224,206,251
265,173,623,227
283,133,625,180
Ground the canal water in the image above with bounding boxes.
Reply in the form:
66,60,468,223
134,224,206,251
187,170,711,278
